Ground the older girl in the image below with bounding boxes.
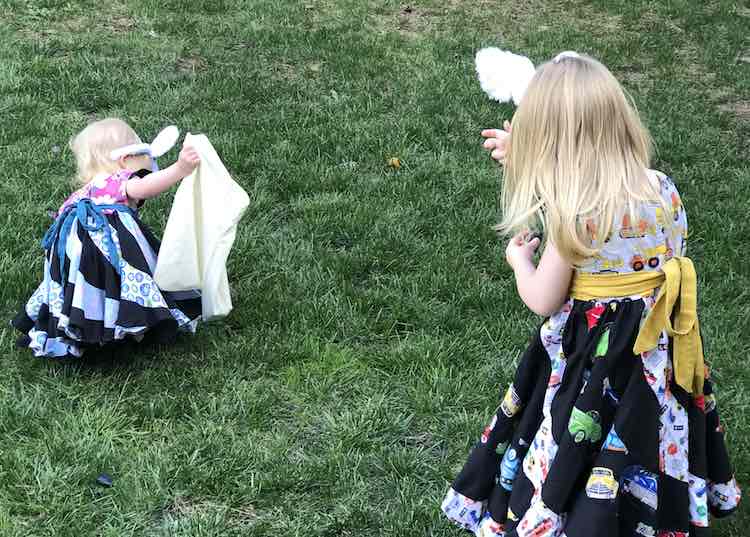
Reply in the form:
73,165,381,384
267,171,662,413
442,52,740,537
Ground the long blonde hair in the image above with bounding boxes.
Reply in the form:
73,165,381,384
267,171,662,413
497,53,668,264
69,118,143,186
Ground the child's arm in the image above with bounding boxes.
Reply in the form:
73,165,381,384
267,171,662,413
505,232,573,316
125,143,201,201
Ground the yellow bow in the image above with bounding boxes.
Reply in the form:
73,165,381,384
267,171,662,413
633,257,704,395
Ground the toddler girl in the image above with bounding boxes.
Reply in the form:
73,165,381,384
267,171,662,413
13,118,202,358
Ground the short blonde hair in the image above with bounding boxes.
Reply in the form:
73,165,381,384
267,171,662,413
69,118,142,185
497,54,669,264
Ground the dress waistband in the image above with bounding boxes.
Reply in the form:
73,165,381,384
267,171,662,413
571,257,704,395
42,199,134,285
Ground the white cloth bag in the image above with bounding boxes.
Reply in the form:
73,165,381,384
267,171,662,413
154,133,249,321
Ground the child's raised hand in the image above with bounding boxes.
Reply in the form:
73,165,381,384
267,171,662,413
481,120,512,162
505,230,541,270
177,144,201,176
127,142,201,200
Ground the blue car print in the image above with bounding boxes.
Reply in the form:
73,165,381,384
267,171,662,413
498,448,520,491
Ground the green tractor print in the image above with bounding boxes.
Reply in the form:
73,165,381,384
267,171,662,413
568,407,602,444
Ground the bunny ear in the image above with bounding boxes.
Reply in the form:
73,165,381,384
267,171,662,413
552,51,580,63
149,125,180,157
475,48,536,105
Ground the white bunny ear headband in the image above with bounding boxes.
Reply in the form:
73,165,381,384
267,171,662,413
475,49,580,105
109,125,180,172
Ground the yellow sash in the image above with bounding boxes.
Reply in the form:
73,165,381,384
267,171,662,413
570,257,704,395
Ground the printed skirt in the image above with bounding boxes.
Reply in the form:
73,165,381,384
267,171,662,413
13,207,201,358
442,297,740,537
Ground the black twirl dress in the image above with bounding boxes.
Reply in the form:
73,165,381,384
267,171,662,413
441,174,740,537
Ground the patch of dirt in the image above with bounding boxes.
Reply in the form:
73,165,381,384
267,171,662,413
370,2,497,38
708,87,734,102
486,0,625,37
15,8,138,41
701,1,720,16
227,41,256,52
155,499,260,533
228,505,259,528
164,496,201,517
105,15,137,33
271,61,299,81
639,10,684,34
402,431,433,447
401,431,447,454
394,4,440,38
617,67,649,88
442,0,559,25
162,496,227,519
370,0,626,42
588,11,623,34
719,101,750,121
368,5,429,37
17,15,87,41
675,43,717,83
176,55,208,73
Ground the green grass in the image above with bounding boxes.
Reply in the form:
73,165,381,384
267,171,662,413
0,0,748,535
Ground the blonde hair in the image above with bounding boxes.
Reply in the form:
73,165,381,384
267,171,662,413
69,118,143,186
497,53,669,265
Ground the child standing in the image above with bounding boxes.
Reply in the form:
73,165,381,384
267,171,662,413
13,118,202,358
442,53,740,537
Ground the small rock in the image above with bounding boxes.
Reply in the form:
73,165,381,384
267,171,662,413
338,160,357,170
96,473,113,487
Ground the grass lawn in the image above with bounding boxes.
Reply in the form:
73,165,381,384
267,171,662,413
0,0,748,535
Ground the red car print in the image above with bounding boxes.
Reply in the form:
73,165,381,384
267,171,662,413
670,192,682,220
528,518,554,537
481,415,497,444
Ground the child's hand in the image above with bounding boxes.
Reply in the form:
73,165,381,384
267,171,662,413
505,230,541,270
176,144,201,176
481,120,512,162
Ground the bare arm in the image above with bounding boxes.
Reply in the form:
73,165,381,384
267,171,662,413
506,233,573,316
125,144,200,201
